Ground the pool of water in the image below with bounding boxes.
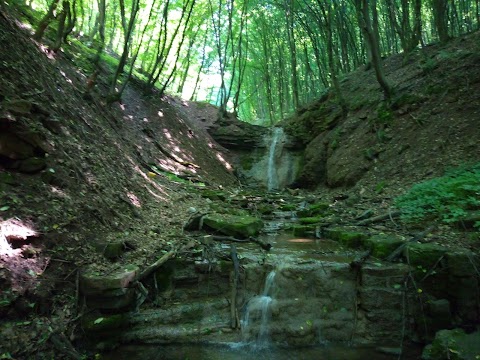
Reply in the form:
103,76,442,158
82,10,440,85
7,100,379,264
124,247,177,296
103,343,421,360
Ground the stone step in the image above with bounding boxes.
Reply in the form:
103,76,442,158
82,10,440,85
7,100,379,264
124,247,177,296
127,298,230,327
118,322,236,344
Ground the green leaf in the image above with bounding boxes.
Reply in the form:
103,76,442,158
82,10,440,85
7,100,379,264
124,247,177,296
0,206,9,211
94,317,104,324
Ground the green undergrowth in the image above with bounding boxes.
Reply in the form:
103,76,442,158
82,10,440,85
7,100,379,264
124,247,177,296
395,163,480,227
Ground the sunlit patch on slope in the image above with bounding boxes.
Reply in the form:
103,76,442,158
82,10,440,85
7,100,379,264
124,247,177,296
0,218,38,255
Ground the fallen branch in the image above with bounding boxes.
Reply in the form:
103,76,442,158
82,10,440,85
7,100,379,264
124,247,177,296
211,235,271,251
356,210,401,226
135,249,177,282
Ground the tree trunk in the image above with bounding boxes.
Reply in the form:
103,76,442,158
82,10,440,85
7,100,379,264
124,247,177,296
355,0,393,100
34,0,61,41
432,0,450,42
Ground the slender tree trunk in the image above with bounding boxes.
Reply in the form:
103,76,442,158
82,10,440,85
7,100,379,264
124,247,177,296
355,0,393,99
34,0,61,41
432,0,450,42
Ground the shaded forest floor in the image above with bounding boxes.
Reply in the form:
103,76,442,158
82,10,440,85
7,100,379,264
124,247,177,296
0,6,479,358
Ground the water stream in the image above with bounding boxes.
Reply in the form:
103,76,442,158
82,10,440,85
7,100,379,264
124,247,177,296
241,270,276,348
266,127,285,191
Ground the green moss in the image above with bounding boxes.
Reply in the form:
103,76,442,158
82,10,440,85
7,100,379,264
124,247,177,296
279,203,297,211
240,155,255,171
297,202,330,217
200,189,227,201
203,213,263,238
298,216,323,225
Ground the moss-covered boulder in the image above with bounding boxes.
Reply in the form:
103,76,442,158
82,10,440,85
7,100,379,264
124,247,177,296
298,216,323,225
203,213,263,238
364,234,407,258
279,203,297,211
422,328,480,360
404,242,448,270
446,250,478,277
291,225,315,237
323,227,368,248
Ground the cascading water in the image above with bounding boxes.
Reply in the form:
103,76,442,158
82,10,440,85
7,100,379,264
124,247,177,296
242,270,276,348
266,128,285,191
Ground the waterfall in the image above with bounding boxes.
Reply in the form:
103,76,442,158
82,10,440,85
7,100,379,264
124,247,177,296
266,128,285,191
242,271,276,348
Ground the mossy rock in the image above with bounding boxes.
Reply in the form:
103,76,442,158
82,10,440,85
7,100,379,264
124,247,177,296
446,250,479,277
80,264,139,296
200,189,227,201
279,203,297,211
422,328,480,360
297,202,330,217
203,213,263,238
298,216,323,225
364,234,407,258
404,242,447,270
291,225,315,237
256,204,275,215
323,227,368,248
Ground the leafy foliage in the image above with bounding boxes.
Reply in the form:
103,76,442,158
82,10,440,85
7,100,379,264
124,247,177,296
395,163,480,226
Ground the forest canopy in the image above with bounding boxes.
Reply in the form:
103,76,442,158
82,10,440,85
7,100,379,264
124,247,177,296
23,0,480,124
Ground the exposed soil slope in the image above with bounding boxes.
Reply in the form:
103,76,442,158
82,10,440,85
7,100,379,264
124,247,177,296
286,31,480,198
0,12,236,355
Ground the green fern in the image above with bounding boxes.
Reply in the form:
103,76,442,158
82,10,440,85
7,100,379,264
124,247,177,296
395,163,480,226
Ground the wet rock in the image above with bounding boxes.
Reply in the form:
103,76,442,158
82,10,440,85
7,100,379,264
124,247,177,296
203,213,263,238
422,328,480,360
363,234,407,258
